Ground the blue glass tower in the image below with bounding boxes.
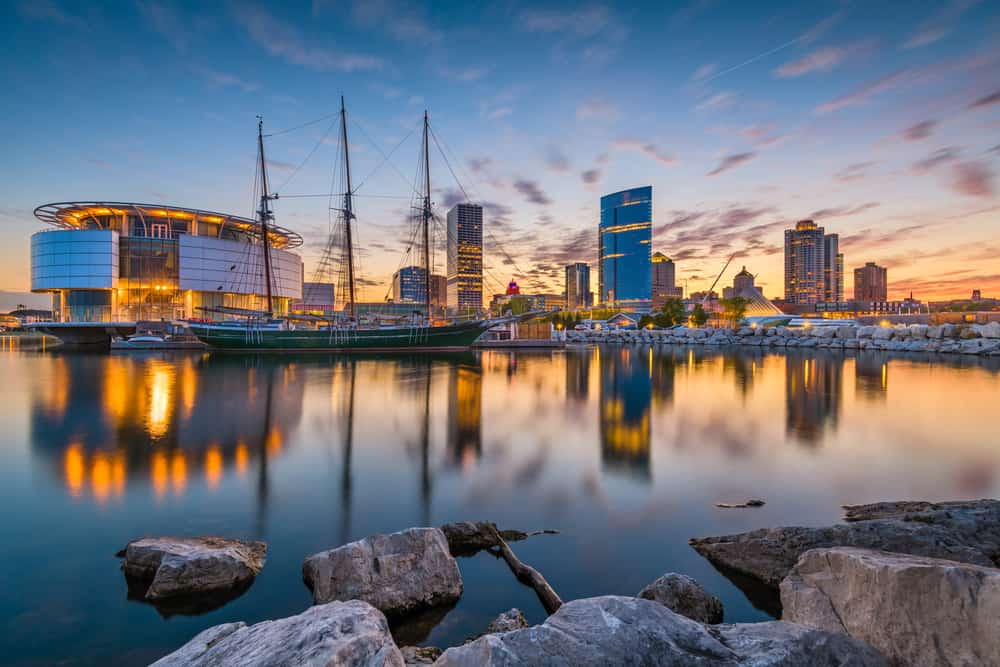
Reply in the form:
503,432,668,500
598,186,652,311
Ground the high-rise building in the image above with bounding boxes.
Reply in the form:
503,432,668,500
723,266,761,300
446,203,483,314
853,262,887,302
784,220,842,305
651,253,683,308
430,274,447,309
392,265,428,303
565,262,592,310
598,186,652,311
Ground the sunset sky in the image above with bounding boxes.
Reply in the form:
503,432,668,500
2,0,998,310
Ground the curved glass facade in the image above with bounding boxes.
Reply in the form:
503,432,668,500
598,186,652,310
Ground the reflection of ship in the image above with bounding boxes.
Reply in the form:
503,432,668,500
30,354,304,505
446,362,482,467
785,351,844,444
599,346,651,479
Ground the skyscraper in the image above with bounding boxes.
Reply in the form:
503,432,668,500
392,265,427,303
651,252,682,308
446,203,483,314
565,262,592,310
598,186,652,311
854,262,887,302
784,220,843,305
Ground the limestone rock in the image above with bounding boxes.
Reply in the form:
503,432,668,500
782,547,1000,667
638,572,724,623
401,646,442,665
980,321,1000,339
872,327,893,340
434,596,886,666
150,600,404,667
119,536,265,602
690,499,1000,590
303,527,462,617
485,608,529,634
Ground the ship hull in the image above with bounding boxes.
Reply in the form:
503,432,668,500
188,321,489,351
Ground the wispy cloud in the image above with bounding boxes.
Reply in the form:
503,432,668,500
707,152,756,176
814,69,909,114
611,138,678,166
912,147,961,174
544,145,570,173
137,0,188,52
902,120,937,141
439,65,489,82
193,66,258,93
834,161,878,182
951,160,995,197
513,180,551,206
519,6,612,37
581,168,602,190
349,0,442,45
576,99,618,120
968,89,1000,110
695,92,735,112
234,4,383,72
774,41,874,78
17,0,87,29
903,0,981,49
691,63,717,81
482,105,512,120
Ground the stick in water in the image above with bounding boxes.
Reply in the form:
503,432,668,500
487,524,563,615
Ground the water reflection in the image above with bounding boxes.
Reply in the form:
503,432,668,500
599,347,651,479
855,352,889,400
447,363,482,468
784,352,844,445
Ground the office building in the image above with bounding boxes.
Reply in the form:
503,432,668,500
565,262,592,310
446,203,483,314
598,186,652,311
651,252,683,308
392,265,428,303
784,220,842,306
853,262,887,302
430,274,447,309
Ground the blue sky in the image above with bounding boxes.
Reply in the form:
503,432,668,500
2,0,998,309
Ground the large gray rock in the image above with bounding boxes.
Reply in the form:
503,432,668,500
434,596,885,666
782,547,1000,667
638,572,724,623
485,608,529,634
119,536,266,601
151,600,404,667
303,527,462,617
690,499,1000,590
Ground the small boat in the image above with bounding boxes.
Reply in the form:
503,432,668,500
111,332,206,351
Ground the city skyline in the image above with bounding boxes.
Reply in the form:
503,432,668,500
3,1,999,311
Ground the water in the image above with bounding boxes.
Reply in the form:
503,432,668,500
2,339,999,665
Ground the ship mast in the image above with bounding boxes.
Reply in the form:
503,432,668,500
256,116,275,317
340,97,357,320
422,111,431,321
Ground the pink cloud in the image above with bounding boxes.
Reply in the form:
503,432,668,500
706,152,756,177
951,161,995,197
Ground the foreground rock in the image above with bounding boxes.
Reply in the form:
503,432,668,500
118,536,266,606
782,547,1000,667
303,527,462,617
438,521,556,556
435,596,886,666
400,646,441,666
151,600,404,666
690,499,1000,590
485,608,529,634
638,572,724,623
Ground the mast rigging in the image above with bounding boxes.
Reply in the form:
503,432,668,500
256,116,275,316
340,96,357,320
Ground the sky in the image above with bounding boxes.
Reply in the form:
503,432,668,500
1,0,998,310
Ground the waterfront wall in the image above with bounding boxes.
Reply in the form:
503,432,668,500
566,322,1000,356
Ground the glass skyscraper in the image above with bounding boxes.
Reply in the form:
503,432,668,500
446,203,483,314
392,265,428,303
598,186,652,311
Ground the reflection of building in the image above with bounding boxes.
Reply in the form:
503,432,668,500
784,220,841,306
565,348,592,400
785,352,843,444
854,262,887,302
651,348,678,406
446,203,483,314
446,364,482,466
392,265,428,303
31,202,303,322
854,353,888,400
652,253,683,308
30,354,305,504
599,347,651,479
565,262,592,310
599,187,652,311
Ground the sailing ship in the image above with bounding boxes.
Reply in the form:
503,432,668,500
188,99,504,351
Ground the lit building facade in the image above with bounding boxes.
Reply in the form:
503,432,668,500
823,234,844,302
651,252,682,308
565,262,592,310
446,203,483,314
392,265,428,303
599,186,652,311
31,202,302,322
784,220,841,306
854,262,887,302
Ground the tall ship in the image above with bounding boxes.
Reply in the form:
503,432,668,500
187,99,500,351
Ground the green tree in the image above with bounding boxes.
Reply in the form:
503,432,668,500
720,296,749,328
638,314,655,329
508,296,531,315
657,298,686,327
690,303,709,327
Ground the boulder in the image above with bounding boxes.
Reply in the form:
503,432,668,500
782,547,1000,667
927,325,944,339
303,527,462,617
150,600,404,667
401,646,442,665
438,521,537,556
485,608,529,634
434,596,886,666
872,327,893,340
118,536,266,603
690,499,1000,591
980,321,1000,339
638,572,724,623
909,324,928,339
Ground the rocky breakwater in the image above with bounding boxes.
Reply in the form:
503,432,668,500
566,321,1000,356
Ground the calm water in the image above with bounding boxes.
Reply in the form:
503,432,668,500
2,339,999,665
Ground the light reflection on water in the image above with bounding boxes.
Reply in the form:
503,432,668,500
1,340,999,665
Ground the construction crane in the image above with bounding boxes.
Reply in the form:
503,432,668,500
702,253,737,305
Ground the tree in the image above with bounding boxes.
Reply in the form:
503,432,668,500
690,303,709,327
508,296,531,315
720,296,749,328
658,298,686,327
638,314,655,329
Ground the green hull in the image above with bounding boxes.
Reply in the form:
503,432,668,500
188,321,489,351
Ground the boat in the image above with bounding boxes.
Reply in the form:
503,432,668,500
188,98,500,352
111,332,206,350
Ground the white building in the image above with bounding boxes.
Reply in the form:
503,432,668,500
31,202,302,322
